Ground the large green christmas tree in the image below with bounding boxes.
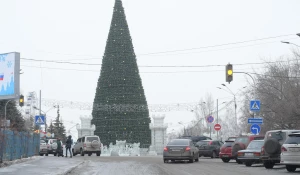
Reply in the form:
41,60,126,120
91,0,151,146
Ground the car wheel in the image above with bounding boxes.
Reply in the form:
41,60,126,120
39,153,43,156
264,162,274,169
164,159,168,163
222,158,230,163
236,159,242,164
286,165,297,172
96,152,101,156
195,153,199,162
189,155,194,163
45,154,48,156
88,153,92,156
80,149,84,156
245,161,252,167
54,153,57,156
211,151,216,159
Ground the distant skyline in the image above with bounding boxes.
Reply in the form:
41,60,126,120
1,0,300,139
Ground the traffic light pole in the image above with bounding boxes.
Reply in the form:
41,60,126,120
4,100,13,131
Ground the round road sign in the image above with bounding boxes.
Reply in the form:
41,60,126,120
206,116,214,123
214,124,221,131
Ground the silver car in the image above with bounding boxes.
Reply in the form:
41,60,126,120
281,133,300,172
237,140,264,167
163,139,199,163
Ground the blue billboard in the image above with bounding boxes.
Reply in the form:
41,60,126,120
0,52,20,100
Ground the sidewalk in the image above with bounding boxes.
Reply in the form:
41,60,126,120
0,155,84,175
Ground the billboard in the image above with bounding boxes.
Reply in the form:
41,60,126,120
0,52,20,100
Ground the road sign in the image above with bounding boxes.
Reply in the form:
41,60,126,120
35,115,45,125
206,116,214,123
214,124,221,131
250,124,261,135
248,118,263,124
250,100,260,111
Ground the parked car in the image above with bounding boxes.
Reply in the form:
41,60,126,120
39,140,48,156
163,139,199,163
178,135,212,144
236,140,264,167
280,132,300,172
219,139,236,163
195,140,223,158
261,130,300,169
73,135,101,156
231,135,264,164
46,139,58,156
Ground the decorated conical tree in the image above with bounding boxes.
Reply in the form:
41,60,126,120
91,0,151,147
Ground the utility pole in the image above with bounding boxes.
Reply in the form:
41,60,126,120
217,99,218,140
39,90,42,132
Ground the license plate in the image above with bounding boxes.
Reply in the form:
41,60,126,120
289,148,300,152
245,153,253,156
222,155,229,157
172,150,181,151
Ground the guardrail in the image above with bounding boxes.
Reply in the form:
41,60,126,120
0,129,40,163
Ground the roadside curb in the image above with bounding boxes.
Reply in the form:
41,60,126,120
61,161,85,175
0,156,44,168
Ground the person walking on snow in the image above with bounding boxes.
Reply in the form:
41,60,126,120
65,135,73,158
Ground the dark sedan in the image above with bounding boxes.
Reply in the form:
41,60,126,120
237,140,264,167
163,139,199,163
196,140,223,158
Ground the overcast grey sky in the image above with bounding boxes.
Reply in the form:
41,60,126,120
1,0,300,138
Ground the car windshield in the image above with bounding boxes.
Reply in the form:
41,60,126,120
168,139,189,146
40,140,45,143
235,137,248,144
223,141,234,147
247,141,264,150
267,131,286,141
285,135,300,144
196,141,210,146
86,137,99,142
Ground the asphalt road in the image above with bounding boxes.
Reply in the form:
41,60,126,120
67,155,296,175
0,154,297,175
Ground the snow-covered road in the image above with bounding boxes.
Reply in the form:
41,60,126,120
0,155,296,175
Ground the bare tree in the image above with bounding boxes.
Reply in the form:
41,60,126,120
187,93,215,136
242,51,300,132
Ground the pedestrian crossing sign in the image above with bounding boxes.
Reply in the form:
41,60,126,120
250,100,260,111
35,115,45,125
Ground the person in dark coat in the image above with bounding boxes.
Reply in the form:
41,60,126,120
65,135,73,158
57,138,63,157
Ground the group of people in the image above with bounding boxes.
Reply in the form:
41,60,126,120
56,135,73,158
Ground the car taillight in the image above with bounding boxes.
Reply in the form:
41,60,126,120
261,146,265,155
281,146,287,152
185,147,191,151
237,152,244,156
163,147,168,151
254,152,261,156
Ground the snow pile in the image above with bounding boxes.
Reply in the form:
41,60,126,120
0,156,44,168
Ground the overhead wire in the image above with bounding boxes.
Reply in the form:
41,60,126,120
33,33,298,60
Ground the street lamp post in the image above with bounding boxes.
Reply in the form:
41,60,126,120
218,84,246,132
281,41,300,48
178,122,186,136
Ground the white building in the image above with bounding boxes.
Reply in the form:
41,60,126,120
76,115,96,138
149,114,168,155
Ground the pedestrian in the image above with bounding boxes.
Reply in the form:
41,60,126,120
65,135,73,158
57,138,63,157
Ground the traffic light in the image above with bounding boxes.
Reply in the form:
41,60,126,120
19,94,24,107
226,64,233,83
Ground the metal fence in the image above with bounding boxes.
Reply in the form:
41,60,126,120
0,129,40,162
